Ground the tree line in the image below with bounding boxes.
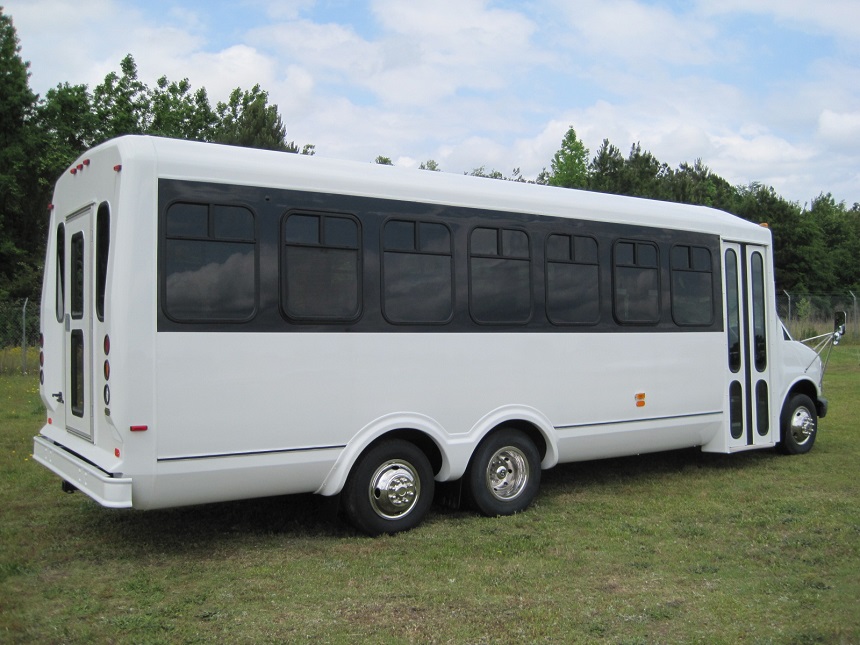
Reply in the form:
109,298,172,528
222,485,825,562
1,8,857,305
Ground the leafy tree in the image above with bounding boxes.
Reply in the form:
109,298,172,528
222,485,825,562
419,159,440,171
548,126,589,189
92,54,150,141
618,142,671,200
0,8,39,299
214,85,298,152
588,139,624,194
149,76,217,141
374,155,394,165
36,83,98,176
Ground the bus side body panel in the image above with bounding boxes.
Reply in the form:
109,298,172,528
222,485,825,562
34,135,823,517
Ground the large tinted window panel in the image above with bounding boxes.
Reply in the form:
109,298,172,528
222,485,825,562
470,257,530,323
164,240,256,320
614,266,659,323
283,247,360,320
547,262,599,324
383,253,453,323
671,245,713,326
614,241,660,324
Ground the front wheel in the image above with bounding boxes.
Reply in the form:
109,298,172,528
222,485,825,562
466,428,541,517
343,439,434,535
777,394,818,455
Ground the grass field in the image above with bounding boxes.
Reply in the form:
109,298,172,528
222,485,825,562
1,346,858,643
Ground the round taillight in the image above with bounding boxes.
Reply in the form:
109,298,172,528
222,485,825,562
104,360,110,381
104,334,110,355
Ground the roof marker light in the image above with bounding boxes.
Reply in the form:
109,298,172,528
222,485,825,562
70,168,77,175
113,164,122,172
83,159,90,166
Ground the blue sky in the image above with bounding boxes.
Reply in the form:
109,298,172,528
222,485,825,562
5,0,860,205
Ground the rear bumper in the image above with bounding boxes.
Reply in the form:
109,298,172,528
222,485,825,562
33,436,133,508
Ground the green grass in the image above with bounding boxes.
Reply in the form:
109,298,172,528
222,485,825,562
2,348,859,644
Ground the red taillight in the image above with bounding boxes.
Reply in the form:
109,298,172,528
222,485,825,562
104,360,110,381
39,333,44,348
130,425,148,432
104,334,110,355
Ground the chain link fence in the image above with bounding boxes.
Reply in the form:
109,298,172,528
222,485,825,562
0,299,41,375
776,291,858,342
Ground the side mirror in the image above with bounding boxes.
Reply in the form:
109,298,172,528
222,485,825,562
834,311,847,336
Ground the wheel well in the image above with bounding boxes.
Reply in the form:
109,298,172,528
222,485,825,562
368,429,444,476
784,380,818,414
492,420,548,462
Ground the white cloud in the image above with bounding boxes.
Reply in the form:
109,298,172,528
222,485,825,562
3,0,858,203
818,110,860,150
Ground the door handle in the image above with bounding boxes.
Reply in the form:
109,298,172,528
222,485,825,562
52,392,64,403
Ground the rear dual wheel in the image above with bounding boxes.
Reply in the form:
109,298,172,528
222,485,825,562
466,428,541,517
343,439,434,536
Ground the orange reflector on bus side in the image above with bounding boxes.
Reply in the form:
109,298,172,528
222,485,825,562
130,425,148,432
635,392,646,407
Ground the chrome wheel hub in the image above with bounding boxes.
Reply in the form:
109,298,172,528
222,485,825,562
790,407,815,445
485,447,529,501
369,460,421,519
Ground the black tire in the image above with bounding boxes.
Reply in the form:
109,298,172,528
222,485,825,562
342,439,434,536
466,428,541,517
777,393,818,455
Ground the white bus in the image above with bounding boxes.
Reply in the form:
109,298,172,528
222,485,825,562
34,135,832,535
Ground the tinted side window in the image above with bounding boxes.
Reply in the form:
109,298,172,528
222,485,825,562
546,233,600,325
751,251,767,371
163,202,257,321
613,240,659,324
55,224,65,322
469,227,531,324
670,245,713,326
282,212,361,321
96,203,110,322
383,220,453,324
